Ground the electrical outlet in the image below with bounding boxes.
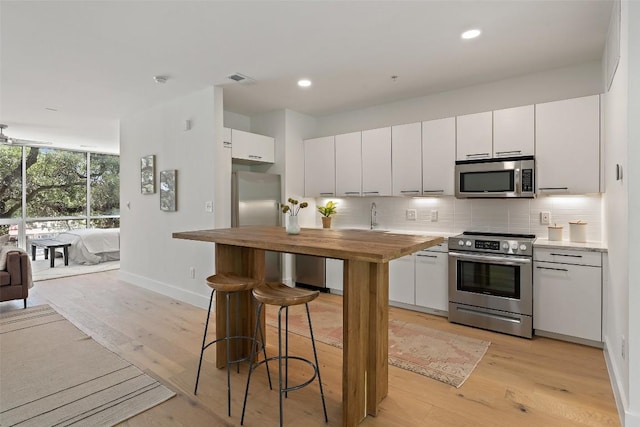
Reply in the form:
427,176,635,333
205,201,213,213
540,211,551,225
189,267,196,279
406,209,417,220
430,210,438,222
622,335,626,359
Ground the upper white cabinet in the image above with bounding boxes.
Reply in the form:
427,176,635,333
456,111,492,161
230,129,275,164
304,136,336,198
493,105,534,157
422,117,455,196
362,127,392,196
535,95,600,194
335,131,363,197
392,123,422,196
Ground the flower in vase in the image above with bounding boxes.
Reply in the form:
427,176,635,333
281,198,308,216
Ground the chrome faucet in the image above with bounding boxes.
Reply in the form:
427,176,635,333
370,202,378,230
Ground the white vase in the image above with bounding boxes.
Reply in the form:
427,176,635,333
286,215,300,235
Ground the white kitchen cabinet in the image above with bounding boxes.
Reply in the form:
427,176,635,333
231,129,275,163
533,247,602,342
335,131,362,197
422,117,455,196
362,127,392,196
535,95,600,194
389,254,415,305
392,122,422,196
415,243,448,314
326,258,344,293
304,136,336,198
493,105,534,158
456,111,492,161
223,127,232,147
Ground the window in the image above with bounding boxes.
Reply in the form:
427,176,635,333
0,145,23,219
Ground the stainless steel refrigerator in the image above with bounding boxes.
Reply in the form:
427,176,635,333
231,171,281,281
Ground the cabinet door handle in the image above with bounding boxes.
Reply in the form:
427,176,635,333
536,266,569,272
363,191,379,195
539,187,569,191
465,153,490,159
495,150,522,156
422,190,444,193
223,141,232,147
248,155,263,159
400,190,420,194
319,192,334,196
549,253,582,258
417,254,438,258
344,191,360,195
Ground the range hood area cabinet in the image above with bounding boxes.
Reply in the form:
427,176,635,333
535,95,600,195
304,135,336,198
224,128,275,164
456,105,534,161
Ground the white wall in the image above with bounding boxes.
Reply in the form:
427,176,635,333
318,195,602,240
119,87,219,309
314,61,603,137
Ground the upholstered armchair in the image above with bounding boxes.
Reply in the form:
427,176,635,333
0,250,31,308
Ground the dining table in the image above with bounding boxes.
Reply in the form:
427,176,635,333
173,226,444,426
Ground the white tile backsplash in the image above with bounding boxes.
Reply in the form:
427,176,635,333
320,194,602,241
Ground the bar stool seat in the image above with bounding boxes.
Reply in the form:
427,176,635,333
241,282,328,426
194,273,270,418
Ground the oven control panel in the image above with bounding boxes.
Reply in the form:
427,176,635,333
452,236,533,256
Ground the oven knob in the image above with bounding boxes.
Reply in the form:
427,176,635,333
519,244,527,251
511,243,518,250
458,240,465,246
502,243,509,250
465,240,472,247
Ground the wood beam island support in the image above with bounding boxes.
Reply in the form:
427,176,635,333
173,226,443,426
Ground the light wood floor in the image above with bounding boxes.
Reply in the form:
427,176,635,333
2,271,620,426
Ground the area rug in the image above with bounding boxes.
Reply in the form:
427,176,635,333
265,299,490,388
31,259,120,282
0,305,174,426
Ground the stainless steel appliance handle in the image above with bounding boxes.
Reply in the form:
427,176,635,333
536,266,569,272
448,251,531,265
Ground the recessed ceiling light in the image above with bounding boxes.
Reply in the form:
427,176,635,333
45,107,58,112
153,75,169,84
461,29,482,40
297,79,312,88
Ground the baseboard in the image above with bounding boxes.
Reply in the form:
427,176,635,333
603,336,630,426
118,270,210,309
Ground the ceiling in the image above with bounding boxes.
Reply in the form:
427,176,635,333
0,1,613,154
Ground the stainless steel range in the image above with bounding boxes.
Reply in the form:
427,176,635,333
448,231,535,338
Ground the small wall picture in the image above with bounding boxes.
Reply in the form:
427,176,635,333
160,169,177,212
141,155,155,194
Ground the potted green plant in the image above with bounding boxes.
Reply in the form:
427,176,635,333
317,201,337,228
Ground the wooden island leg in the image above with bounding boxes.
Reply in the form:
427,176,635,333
367,262,389,415
214,244,265,369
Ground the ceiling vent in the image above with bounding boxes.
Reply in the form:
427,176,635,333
227,73,256,85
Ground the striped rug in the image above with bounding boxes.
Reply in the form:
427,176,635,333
0,305,175,426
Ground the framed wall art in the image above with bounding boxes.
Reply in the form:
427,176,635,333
141,155,155,194
160,169,177,212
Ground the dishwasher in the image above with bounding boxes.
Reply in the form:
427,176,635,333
295,254,328,291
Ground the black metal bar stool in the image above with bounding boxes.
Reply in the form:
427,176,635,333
194,273,271,417
241,282,328,426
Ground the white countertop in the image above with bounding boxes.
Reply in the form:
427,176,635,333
534,238,607,253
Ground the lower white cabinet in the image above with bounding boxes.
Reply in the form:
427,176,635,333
389,254,415,305
326,258,344,292
415,243,448,312
533,248,602,342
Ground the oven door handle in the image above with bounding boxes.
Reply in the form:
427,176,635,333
448,251,531,265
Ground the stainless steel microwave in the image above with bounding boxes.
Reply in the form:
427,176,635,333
455,156,535,198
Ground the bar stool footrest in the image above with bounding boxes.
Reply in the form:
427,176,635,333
251,355,319,393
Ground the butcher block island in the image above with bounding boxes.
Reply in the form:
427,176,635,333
173,226,443,426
